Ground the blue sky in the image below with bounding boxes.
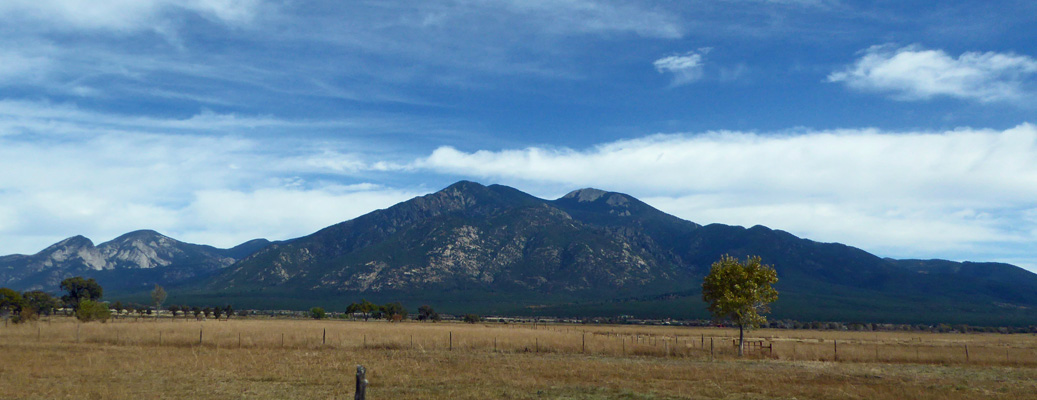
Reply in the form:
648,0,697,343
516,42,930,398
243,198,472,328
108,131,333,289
2,1,1036,272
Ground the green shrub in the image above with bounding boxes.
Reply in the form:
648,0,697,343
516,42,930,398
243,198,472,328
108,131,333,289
310,307,327,320
76,300,111,323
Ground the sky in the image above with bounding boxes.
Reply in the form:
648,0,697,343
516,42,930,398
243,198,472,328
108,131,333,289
1,1,1036,272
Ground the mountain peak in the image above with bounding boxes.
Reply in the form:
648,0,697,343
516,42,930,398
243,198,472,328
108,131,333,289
47,235,95,251
444,180,487,192
563,188,609,202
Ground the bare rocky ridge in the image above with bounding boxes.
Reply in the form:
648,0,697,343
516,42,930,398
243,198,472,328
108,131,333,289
0,230,267,292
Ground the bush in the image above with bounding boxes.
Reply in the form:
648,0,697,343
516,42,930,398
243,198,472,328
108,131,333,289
462,313,482,324
11,307,37,324
310,307,327,320
76,300,111,323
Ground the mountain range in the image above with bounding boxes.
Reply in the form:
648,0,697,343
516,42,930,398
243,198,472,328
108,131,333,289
3,181,1035,325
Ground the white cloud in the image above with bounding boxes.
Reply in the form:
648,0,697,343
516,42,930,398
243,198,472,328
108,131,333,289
417,124,1037,266
829,44,1037,102
653,49,710,86
0,0,266,32
0,101,423,254
494,0,684,39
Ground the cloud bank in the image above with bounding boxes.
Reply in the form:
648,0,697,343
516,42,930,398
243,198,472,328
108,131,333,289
419,124,1037,267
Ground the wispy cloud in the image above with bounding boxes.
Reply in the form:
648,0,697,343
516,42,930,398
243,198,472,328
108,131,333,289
0,0,268,33
0,101,429,253
829,44,1037,103
653,49,710,86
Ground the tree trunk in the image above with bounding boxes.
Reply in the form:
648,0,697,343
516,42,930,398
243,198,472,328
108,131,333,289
738,324,744,357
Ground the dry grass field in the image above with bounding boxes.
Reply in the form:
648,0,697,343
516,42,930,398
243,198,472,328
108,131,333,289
1,317,1035,399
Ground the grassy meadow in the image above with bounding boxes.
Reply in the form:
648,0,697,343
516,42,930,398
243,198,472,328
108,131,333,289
1,316,1035,399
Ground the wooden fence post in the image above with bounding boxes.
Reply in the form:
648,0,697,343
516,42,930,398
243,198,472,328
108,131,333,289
159,331,162,345
281,333,284,348
323,328,326,345
355,365,367,400
449,331,453,351
964,344,969,362
582,332,586,354
238,332,242,348
710,337,714,361
199,327,203,345
834,340,838,361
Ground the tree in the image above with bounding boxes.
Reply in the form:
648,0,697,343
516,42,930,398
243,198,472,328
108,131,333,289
150,285,167,319
223,305,234,320
702,254,779,357
192,306,202,320
203,307,212,319
0,287,24,319
382,302,407,321
310,307,327,320
22,290,60,316
213,306,223,320
168,304,180,319
112,301,125,318
417,305,440,322
462,313,482,324
60,277,103,311
76,299,111,323
347,299,378,321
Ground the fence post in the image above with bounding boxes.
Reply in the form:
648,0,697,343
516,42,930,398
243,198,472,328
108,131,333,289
449,331,453,351
964,344,969,362
354,365,367,400
281,333,284,348
323,328,326,345
710,337,714,361
159,331,162,345
834,340,838,361
199,327,203,345
582,332,586,354
238,332,242,348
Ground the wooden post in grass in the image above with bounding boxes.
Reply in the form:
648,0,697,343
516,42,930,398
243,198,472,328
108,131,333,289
834,340,838,361
159,331,162,345
199,327,203,345
323,328,326,345
710,337,714,361
449,331,453,351
701,334,704,348
354,365,367,400
965,344,969,362
582,332,586,354
238,332,242,348
281,333,284,348
494,337,497,352
76,323,80,343
536,338,539,353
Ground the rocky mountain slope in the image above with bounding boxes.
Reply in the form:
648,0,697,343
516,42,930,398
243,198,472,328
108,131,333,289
0,230,269,292
202,181,1037,324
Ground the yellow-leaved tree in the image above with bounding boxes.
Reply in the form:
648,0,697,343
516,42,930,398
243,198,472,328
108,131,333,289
702,254,779,356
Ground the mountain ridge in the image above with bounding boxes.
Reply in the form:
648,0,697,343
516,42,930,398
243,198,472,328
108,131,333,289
3,181,1035,325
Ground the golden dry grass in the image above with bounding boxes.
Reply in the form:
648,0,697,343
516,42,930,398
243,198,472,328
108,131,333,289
1,317,1035,399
